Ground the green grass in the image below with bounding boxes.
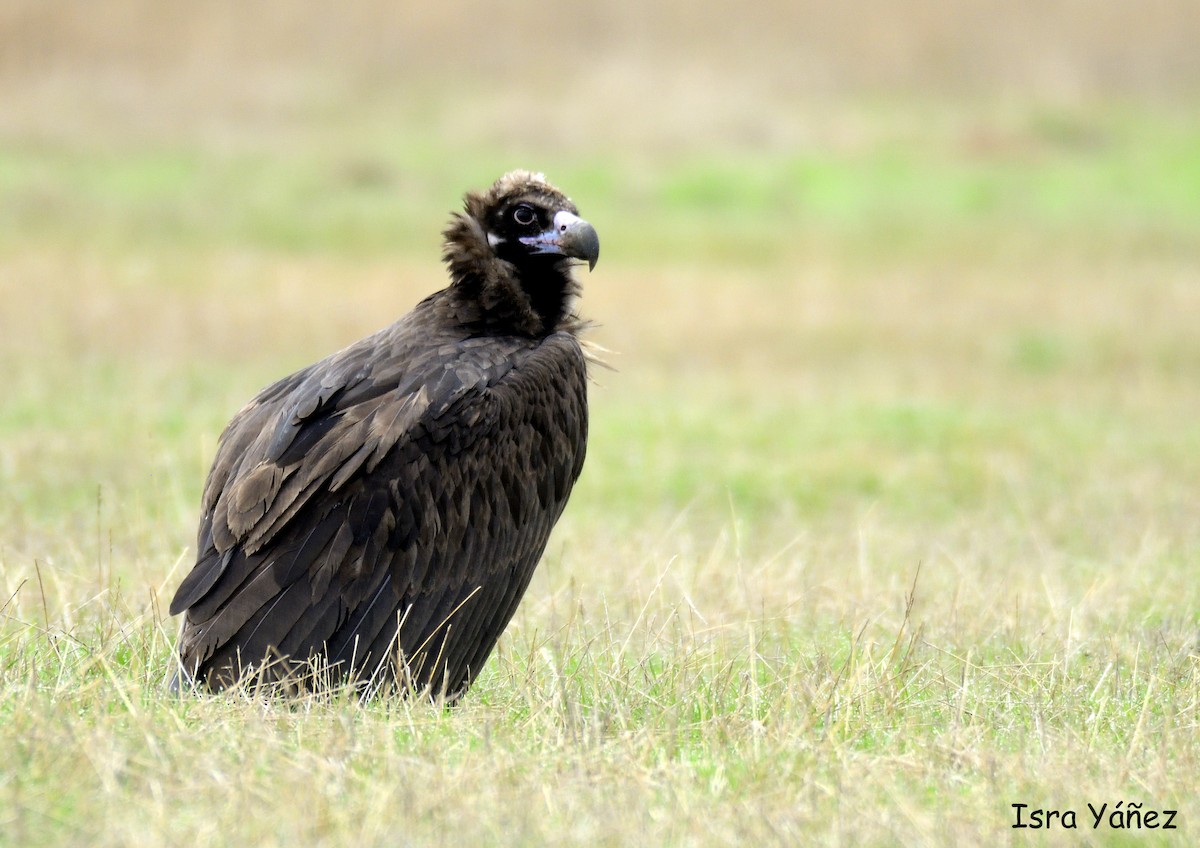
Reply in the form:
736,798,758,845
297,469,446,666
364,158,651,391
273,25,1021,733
3,103,1198,264
3,95,1200,845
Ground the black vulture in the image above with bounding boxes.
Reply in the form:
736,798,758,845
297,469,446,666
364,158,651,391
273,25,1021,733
168,170,600,698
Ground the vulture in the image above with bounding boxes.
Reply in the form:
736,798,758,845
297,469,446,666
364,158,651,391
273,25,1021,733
168,170,600,698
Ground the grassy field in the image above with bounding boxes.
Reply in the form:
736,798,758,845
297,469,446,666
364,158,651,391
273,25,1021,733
3,4,1200,846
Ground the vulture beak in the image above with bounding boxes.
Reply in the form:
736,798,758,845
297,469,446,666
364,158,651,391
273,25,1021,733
520,210,600,270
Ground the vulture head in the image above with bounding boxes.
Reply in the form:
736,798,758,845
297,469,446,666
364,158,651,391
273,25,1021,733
442,170,599,335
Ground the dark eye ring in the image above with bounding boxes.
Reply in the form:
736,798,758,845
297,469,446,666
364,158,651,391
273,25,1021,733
512,205,537,226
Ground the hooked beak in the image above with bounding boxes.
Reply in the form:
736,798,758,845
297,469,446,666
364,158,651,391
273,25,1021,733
519,210,600,270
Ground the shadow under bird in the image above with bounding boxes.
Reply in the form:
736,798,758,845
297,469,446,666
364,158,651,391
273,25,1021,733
168,171,600,698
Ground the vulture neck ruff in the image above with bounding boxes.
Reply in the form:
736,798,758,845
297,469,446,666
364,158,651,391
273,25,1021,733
441,185,582,338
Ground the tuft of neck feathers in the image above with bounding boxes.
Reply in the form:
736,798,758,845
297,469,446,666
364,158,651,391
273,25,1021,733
440,201,580,338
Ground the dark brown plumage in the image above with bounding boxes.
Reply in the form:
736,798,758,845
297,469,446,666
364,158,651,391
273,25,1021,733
168,170,599,698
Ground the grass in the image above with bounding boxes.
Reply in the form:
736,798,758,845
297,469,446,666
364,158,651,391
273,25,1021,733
2,47,1200,847
4,102,1200,263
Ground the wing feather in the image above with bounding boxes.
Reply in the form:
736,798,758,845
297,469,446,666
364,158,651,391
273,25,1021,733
171,313,588,694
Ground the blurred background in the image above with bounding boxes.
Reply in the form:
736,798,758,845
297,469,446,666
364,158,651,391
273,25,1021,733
4,0,1200,142
1,0,1198,621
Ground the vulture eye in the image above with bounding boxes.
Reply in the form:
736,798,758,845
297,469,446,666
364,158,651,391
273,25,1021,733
512,205,537,227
